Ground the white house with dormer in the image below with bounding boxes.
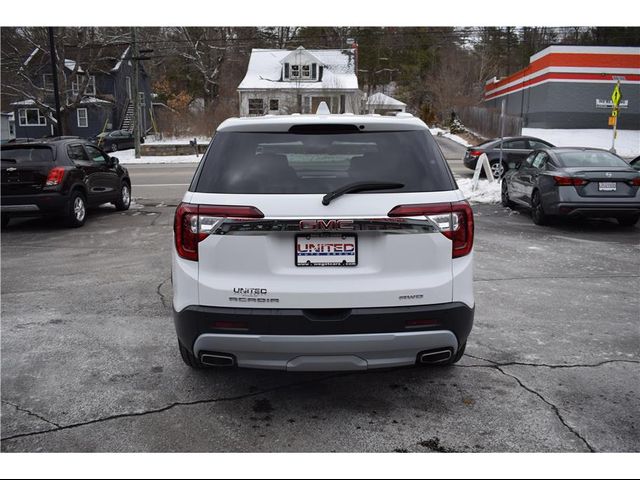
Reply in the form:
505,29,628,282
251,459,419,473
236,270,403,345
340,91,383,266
237,46,361,116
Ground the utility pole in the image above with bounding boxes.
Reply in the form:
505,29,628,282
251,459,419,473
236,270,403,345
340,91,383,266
48,27,63,136
131,27,141,159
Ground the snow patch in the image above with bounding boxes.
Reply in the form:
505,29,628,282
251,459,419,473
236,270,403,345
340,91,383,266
428,127,471,147
115,148,201,165
456,177,502,204
522,128,640,158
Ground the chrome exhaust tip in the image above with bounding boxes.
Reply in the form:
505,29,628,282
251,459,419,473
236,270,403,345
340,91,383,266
200,353,236,367
419,349,452,364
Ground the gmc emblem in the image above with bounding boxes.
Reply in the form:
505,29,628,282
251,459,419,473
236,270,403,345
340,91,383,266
299,219,355,231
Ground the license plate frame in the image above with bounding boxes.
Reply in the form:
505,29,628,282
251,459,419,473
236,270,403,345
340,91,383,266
598,182,617,192
295,233,358,267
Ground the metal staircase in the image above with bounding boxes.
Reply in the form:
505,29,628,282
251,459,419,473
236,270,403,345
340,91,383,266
120,101,134,132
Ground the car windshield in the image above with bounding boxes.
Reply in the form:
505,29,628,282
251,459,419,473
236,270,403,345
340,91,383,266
1,146,54,163
193,130,455,194
556,150,631,168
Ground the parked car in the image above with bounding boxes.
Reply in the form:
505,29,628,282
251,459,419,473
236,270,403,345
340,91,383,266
91,130,143,152
463,136,555,178
501,147,640,226
173,110,474,371
1,137,131,228
629,155,640,171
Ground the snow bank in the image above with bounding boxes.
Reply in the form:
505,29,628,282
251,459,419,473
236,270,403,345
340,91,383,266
522,128,640,158
116,148,201,165
456,177,502,204
145,136,211,145
428,127,471,147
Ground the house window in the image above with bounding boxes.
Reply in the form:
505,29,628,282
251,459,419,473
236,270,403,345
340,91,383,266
302,65,310,78
77,108,88,128
248,98,264,116
290,65,300,79
139,92,145,107
269,99,279,111
126,77,132,99
18,108,46,126
43,74,54,91
71,75,96,96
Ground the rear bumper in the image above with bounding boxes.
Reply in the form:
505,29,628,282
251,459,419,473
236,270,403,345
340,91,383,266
174,302,474,371
551,202,640,218
1,193,68,215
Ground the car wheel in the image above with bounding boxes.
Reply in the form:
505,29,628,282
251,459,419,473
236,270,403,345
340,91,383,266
111,143,118,152
179,342,206,369
65,190,87,228
501,179,514,208
490,160,506,179
616,215,639,227
1,214,10,228
531,190,549,226
114,182,131,211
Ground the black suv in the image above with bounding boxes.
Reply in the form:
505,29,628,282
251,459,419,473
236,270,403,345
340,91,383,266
1,137,131,228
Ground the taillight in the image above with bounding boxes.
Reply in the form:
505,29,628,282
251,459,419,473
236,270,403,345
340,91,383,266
630,177,640,186
469,150,483,157
553,176,588,186
173,203,264,261
45,167,66,186
388,201,474,258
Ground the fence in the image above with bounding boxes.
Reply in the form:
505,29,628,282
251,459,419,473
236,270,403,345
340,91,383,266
458,106,523,138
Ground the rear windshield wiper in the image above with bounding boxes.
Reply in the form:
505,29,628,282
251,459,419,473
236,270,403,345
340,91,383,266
322,181,404,206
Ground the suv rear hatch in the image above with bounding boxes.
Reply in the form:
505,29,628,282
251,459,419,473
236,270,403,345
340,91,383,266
179,126,470,309
1,145,56,196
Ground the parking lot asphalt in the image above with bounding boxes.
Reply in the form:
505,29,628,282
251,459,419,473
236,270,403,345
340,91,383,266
1,147,639,452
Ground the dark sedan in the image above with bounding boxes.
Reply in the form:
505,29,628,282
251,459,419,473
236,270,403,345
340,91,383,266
463,136,555,179
1,137,131,228
501,147,640,226
91,130,143,152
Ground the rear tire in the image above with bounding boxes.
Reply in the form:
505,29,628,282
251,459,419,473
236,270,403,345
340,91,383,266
65,190,87,228
531,190,549,226
501,179,514,208
1,214,9,228
111,143,118,152
617,215,639,227
114,181,131,211
179,342,206,369
490,160,506,179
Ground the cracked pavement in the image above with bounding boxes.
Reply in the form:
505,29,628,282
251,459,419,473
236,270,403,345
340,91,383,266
1,163,639,452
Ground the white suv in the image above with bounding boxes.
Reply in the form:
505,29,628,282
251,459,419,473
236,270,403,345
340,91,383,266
172,111,474,371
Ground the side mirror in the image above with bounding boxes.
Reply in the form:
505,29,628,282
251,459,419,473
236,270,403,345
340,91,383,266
108,156,119,166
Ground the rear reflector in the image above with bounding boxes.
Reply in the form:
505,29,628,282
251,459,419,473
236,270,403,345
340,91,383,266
174,203,264,261
388,201,474,258
45,167,66,186
406,319,440,328
553,176,588,186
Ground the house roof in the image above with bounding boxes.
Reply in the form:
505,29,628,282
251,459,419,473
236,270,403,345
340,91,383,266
366,92,406,107
238,47,359,90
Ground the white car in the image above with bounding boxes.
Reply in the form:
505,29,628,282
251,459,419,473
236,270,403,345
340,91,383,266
172,108,474,371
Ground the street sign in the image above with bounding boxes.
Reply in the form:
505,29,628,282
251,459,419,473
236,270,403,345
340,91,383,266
611,83,621,107
608,116,616,126
611,109,618,117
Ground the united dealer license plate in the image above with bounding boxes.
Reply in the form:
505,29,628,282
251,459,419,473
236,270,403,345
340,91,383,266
295,234,357,267
599,182,617,192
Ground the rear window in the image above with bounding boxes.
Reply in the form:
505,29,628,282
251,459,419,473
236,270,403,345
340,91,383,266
1,146,54,164
556,151,631,168
193,130,455,194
